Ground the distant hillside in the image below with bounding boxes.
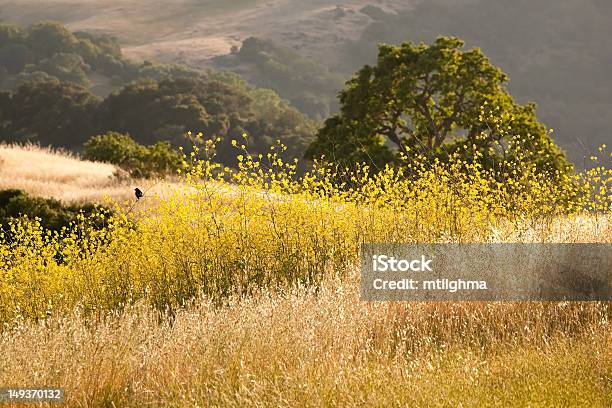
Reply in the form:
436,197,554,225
1,0,609,164
0,0,414,120
214,37,345,121
0,20,234,96
0,22,317,162
0,1,403,63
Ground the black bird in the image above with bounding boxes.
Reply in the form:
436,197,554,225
134,188,144,200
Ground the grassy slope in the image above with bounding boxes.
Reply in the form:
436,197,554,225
0,144,122,202
0,144,179,204
0,0,409,63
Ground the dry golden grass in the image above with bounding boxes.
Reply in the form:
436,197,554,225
0,207,610,406
0,144,183,205
0,143,123,201
0,275,610,407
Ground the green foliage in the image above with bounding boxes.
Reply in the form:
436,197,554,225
96,77,315,163
26,22,77,59
307,37,572,176
215,37,345,120
25,52,90,86
0,42,30,75
83,132,181,178
0,78,99,147
0,189,105,232
0,22,317,111
0,75,315,162
0,21,124,91
120,60,203,84
0,22,95,90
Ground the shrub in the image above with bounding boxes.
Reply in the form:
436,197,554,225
83,132,181,178
0,189,107,231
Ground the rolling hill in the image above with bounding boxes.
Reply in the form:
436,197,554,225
1,0,610,164
0,143,173,203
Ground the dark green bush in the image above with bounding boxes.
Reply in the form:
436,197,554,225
0,189,108,232
83,131,181,178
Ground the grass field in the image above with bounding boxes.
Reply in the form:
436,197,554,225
0,145,610,406
0,144,182,204
1,278,610,407
0,144,123,202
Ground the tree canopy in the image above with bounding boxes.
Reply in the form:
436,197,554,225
0,189,105,232
306,37,570,174
215,37,345,121
84,132,181,178
0,78,99,147
0,76,315,162
340,0,612,165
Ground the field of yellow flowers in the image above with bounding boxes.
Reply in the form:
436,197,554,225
0,140,610,406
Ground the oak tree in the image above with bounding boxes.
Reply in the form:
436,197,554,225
306,37,570,173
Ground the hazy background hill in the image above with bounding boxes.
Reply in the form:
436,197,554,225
1,0,610,165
